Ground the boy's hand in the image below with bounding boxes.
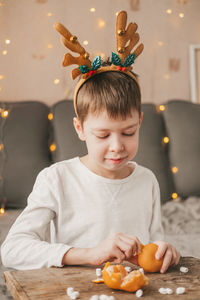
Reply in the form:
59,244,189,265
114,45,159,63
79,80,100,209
89,232,141,266
154,241,181,273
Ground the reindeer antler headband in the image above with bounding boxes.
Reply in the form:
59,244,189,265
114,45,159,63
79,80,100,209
54,11,144,115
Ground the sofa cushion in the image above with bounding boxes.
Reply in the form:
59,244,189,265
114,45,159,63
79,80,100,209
163,100,200,198
51,100,87,162
134,104,175,203
0,101,51,208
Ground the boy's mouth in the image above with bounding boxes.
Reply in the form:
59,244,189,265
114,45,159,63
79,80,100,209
106,157,127,164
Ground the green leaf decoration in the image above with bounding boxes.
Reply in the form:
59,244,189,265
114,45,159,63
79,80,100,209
111,52,122,66
123,53,136,67
79,65,90,74
91,55,102,70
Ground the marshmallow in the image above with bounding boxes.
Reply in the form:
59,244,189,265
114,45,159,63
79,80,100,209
166,288,173,294
180,266,189,273
125,266,131,273
67,287,74,296
176,287,186,294
99,295,109,300
136,289,143,297
158,288,168,294
96,268,102,277
139,268,144,274
90,296,99,300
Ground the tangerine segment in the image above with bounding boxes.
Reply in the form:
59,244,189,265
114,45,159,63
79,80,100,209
138,243,163,273
102,262,149,292
120,270,149,292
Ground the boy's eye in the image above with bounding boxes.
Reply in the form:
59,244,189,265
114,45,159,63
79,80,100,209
96,135,109,139
123,131,136,136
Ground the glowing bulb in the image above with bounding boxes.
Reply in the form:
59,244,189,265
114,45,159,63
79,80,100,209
0,207,5,214
0,144,4,151
164,74,170,80
159,105,166,111
47,12,53,17
54,79,60,85
50,143,56,152
163,137,169,144
1,110,9,118
5,39,10,44
172,166,179,173
98,19,106,28
90,8,96,12
48,113,54,120
0,75,4,80
2,50,7,55
83,40,89,46
179,13,184,18
47,44,53,49
172,192,178,200
115,12,119,16
0,87,2,91
158,41,164,46
166,9,172,14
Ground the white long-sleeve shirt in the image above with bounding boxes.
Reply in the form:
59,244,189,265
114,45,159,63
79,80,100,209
1,157,164,270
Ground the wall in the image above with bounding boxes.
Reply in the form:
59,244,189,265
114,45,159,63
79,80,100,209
0,0,200,106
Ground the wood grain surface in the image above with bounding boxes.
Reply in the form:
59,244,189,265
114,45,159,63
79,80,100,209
3,257,200,300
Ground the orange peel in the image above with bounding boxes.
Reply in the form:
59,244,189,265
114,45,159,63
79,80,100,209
102,262,149,292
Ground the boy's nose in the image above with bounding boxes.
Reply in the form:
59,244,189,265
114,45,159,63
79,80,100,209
109,137,124,153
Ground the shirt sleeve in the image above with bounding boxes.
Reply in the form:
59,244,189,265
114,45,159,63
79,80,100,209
149,176,165,242
1,168,72,270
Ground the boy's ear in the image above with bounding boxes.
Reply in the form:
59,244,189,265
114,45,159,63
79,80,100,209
73,117,86,141
139,112,143,128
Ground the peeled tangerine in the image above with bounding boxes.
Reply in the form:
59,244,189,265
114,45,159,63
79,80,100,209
138,243,163,273
102,262,149,292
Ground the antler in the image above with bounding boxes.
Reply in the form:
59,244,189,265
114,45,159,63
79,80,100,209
116,11,144,64
54,22,92,79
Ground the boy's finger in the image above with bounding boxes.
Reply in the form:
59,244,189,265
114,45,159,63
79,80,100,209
112,247,126,263
160,250,172,273
155,243,167,260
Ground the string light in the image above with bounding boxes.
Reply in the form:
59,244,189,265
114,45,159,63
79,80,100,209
47,12,53,17
0,143,4,151
50,143,56,152
5,39,10,45
166,9,172,14
54,79,60,85
0,207,5,215
2,50,7,55
164,74,170,80
90,8,96,12
172,166,179,173
158,105,166,111
163,136,169,144
1,110,9,118
83,40,89,46
48,113,53,120
0,75,4,80
47,44,53,49
179,13,184,18
157,41,164,47
98,19,106,28
172,192,178,200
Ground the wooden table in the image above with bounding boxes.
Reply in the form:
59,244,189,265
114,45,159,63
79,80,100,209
3,257,200,300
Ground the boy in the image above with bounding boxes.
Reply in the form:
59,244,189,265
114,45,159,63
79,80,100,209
1,12,180,272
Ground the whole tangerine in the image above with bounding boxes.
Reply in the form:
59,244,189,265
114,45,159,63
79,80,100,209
138,243,163,273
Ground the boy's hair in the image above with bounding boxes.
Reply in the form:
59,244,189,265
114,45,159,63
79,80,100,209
76,71,141,124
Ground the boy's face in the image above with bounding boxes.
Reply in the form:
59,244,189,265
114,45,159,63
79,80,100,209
74,109,143,179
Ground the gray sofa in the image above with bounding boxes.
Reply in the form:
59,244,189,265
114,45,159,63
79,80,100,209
0,99,200,299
